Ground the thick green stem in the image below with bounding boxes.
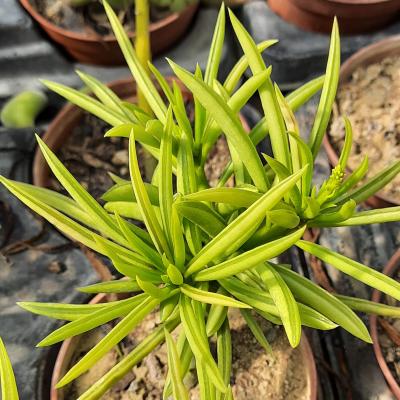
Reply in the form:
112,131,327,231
135,0,152,114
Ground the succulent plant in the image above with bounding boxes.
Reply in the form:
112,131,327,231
2,3,400,399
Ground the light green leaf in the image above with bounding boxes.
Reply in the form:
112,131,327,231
308,19,340,158
257,263,301,348
274,264,372,342
37,295,148,346
165,329,190,400
0,338,19,400
129,130,172,259
206,294,228,336
104,123,160,148
186,167,306,277
194,226,306,281
103,0,166,121
298,240,400,303
56,297,159,387
240,309,272,354
331,206,400,227
179,296,227,393
335,295,400,317
78,317,179,399
78,279,140,294
338,116,353,170
181,284,250,308
216,319,231,400
101,181,159,204
168,60,268,192
309,199,356,226
229,10,290,169
41,79,127,126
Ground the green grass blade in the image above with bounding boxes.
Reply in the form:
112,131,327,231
194,226,305,281
181,284,251,308
224,40,278,94
274,264,371,342
257,263,301,348
78,317,179,400
41,79,127,126
240,309,272,354
78,279,140,294
164,329,190,400
103,0,167,121
186,168,306,277
335,295,400,317
56,297,159,387
168,60,268,192
129,130,172,259
308,19,340,158
0,338,19,400
205,4,225,86
179,296,227,393
298,240,400,302
37,295,148,347
216,319,231,400
229,10,290,168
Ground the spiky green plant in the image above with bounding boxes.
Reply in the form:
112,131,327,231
3,3,400,399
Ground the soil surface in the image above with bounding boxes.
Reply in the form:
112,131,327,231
329,55,400,203
377,269,400,386
49,113,149,201
65,309,311,399
33,0,171,36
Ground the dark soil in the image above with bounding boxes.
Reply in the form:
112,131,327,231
48,113,148,201
32,0,171,36
65,309,312,399
329,55,400,203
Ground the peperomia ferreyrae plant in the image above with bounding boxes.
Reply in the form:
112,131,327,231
3,3,400,399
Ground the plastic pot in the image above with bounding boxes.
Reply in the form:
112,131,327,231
268,0,400,35
370,248,400,399
323,35,400,208
19,0,198,65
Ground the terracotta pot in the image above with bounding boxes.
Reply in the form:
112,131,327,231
370,248,400,399
323,35,400,208
19,0,198,65
268,0,400,35
50,294,318,400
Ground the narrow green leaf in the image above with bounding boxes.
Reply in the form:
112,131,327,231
0,338,19,400
205,4,225,86
197,359,215,400
78,317,179,400
104,123,160,148
78,279,140,294
298,240,400,303
308,199,356,226
333,156,368,198
257,263,301,348
56,297,159,387
181,284,250,308
103,0,166,121
179,296,227,393
206,296,228,337
41,79,127,126
129,130,172,259
338,116,353,170
101,181,159,204
216,319,231,400
160,293,180,322
186,168,306,277
335,295,400,317
240,309,272,354
274,264,372,342
331,206,400,227
309,19,340,158
229,10,290,168
37,295,148,346
194,226,306,281
168,60,268,192
285,75,325,111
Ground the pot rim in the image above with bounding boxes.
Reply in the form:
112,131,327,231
50,293,318,400
370,248,400,399
19,0,195,43
323,34,400,207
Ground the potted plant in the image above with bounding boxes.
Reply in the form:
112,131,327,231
324,35,400,208
268,0,400,35
3,3,400,399
19,0,198,65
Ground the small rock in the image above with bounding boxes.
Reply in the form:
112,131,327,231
112,150,129,166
